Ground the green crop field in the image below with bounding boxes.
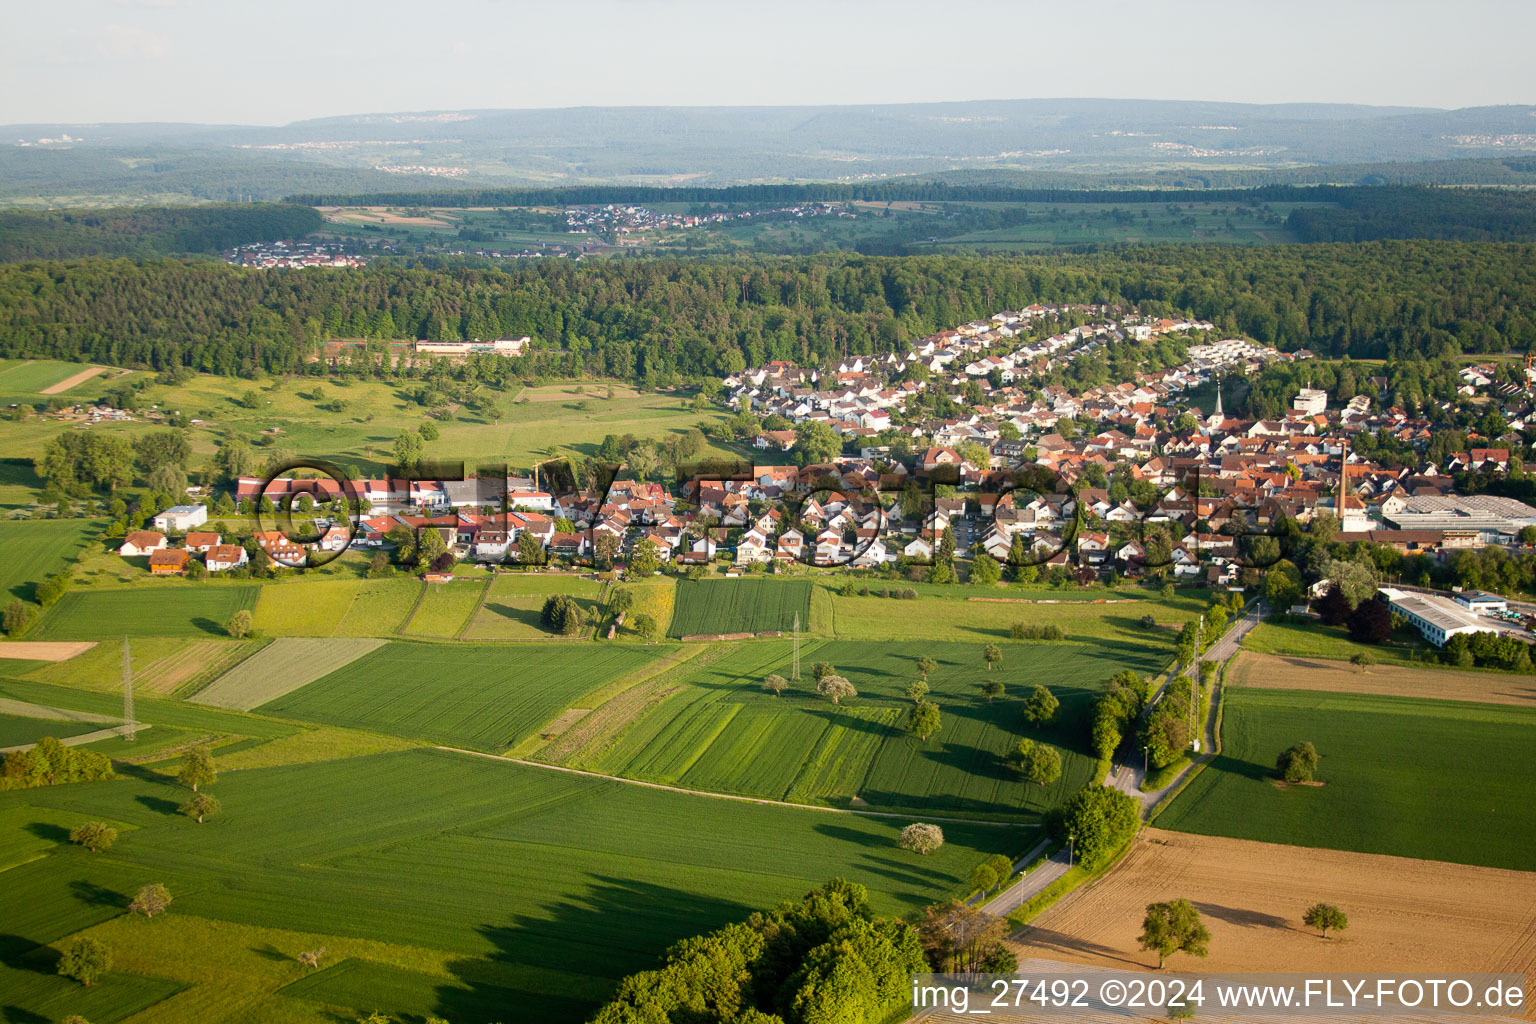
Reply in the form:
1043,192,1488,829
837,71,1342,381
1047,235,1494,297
0,518,98,602
257,641,666,752
464,573,605,640
0,711,102,747
1156,688,1536,871
31,585,261,640
581,638,1165,818
0,749,1018,1023
669,579,814,637
402,579,488,637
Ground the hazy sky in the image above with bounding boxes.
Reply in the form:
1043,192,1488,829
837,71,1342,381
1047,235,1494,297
4,0,1534,124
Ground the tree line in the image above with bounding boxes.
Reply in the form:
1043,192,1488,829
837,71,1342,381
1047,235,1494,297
6,242,1536,384
0,203,322,262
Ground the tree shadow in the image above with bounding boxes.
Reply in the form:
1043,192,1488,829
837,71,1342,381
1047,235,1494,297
435,875,755,1024
68,879,127,909
136,794,182,815
1016,926,1147,968
1191,901,1292,931
190,616,226,636
0,1006,48,1024
23,822,69,843
249,943,291,962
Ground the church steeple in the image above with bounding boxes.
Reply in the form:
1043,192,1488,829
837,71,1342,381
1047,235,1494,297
1212,373,1224,420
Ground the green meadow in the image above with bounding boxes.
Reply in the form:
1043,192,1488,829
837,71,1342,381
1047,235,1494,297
1156,688,1536,871
32,586,261,640
256,641,664,752
576,638,1164,819
669,578,814,637
0,749,1019,1024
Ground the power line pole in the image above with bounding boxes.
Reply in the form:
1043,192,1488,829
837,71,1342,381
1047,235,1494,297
791,612,801,681
121,635,136,743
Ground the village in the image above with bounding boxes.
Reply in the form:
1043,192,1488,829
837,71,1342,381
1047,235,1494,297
107,303,1536,652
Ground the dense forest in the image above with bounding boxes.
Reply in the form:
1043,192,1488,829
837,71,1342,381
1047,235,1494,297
3,242,1535,381
0,204,321,262
1287,187,1536,243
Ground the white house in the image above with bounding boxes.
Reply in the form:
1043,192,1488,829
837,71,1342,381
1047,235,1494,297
152,505,208,532
119,531,167,557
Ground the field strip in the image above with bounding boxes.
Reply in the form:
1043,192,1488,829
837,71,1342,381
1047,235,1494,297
0,641,96,662
457,578,492,640
1231,650,1536,707
39,365,107,394
533,644,717,764
440,746,1038,828
0,696,118,724
191,637,387,710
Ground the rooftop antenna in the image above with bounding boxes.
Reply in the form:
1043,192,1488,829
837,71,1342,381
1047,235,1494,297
121,636,136,743
791,612,801,681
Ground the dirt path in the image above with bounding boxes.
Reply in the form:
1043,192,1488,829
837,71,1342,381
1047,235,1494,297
40,366,108,394
437,745,1039,829
0,697,118,724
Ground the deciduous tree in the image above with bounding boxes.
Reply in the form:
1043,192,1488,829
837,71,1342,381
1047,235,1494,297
898,822,944,855
1139,899,1210,969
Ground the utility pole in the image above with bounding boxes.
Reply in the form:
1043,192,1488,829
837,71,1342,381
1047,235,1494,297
791,612,801,681
121,636,136,743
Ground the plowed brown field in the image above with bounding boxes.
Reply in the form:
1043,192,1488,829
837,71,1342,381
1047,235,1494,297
1012,829,1536,1016
1229,651,1536,707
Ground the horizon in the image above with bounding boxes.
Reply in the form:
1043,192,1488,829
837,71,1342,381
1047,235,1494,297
4,0,1534,124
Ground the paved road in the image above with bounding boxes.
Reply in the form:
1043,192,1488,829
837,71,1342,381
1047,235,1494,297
982,841,1071,917
1106,602,1262,810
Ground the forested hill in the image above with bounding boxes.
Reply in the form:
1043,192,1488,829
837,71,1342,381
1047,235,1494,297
0,203,321,262
1,243,1534,380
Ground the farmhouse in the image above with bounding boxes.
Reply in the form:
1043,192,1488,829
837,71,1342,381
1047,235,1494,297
148,548,190,575
119,531,167,557
205,544,249,572
153,504,208,532
184,531,221,553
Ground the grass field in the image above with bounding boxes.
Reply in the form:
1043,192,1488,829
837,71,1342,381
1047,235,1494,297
0,358,109,401
669,579,813,637
256,641,666,752
401,579,488,638
0,373,737,490
251,578,376,636
580,638,1166,818
827,586,1206,645
0,518,97,602
329,577,424,637
1156,687,1536,870
464,573,605,640
31,585,261,640
1240,617,1438,666
0,749,1018,1023
615,577,676,639
191,637,387,711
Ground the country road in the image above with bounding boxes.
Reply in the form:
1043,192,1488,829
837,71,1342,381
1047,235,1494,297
982,841,1071,917
1106,601,1262,810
